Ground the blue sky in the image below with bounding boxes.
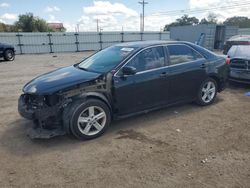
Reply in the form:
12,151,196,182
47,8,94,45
0,0,249,31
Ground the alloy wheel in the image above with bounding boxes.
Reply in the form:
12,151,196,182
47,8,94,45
7,51,13,59
201,81,216,103
77,106,107,136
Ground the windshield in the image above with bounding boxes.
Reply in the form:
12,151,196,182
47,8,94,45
78,46,137,73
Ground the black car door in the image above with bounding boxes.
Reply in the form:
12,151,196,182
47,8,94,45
166,44,207,103
0,44,4,56
113,46,170,115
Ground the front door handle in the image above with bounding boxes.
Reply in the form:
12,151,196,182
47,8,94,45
160,72,167,78
200,64,207,69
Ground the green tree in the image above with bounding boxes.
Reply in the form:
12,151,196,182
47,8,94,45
207,13,218,24
0,22,16,32
200,13,218,24
164,15,199,31
34,18,49,32
223,16,250,28
199,18,209,24
14,13,50,32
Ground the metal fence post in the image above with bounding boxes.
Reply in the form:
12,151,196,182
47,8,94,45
16,32,23,54
75,33,79,52
121,32,124,42
47,32,53,53
140,32,143,41
99,32,103,50
159,32,162,40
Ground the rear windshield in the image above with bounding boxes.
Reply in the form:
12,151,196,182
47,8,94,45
228,45,250,58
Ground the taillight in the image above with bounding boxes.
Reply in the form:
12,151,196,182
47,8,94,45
242,41,250,45
226,57,231,65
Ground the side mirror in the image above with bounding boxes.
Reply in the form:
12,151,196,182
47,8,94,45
122,66,137,76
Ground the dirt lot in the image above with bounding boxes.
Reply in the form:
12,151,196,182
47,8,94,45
0,52,250,188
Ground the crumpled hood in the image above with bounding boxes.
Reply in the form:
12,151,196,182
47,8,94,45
23,65,101,94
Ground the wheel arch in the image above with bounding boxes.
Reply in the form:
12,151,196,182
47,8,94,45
208,74,222,92
62,92,112,138
4,48,14,53
85,93,112,112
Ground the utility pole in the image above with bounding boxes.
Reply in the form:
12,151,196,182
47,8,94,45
76,23,80,32
96,19,99,32
140,14,142,32
138,0,148,32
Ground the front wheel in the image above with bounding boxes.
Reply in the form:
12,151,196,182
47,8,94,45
4,49,15,61
196,78,218,106
64,99,111,140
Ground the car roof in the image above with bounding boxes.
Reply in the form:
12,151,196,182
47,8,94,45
228,35,250,41
115,40,191,48
115,40,218,60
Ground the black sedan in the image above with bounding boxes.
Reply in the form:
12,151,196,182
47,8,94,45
227,45,250,84
0,43,15,61
18,41,228,140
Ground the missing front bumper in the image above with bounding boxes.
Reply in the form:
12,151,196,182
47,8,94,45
18,94,68,139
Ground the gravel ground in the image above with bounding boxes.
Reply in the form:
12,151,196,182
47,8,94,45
0,52,249,188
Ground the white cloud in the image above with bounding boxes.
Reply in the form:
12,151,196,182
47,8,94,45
83,1,138,17
64,22,76,32
45,6,60,12
189,0,250,22
76,1,140,31
145,14,177,31
78,16,90,24
0,13,17,23
49,15,55,21
47,14,61,23
189,0,221,9
65,0,250,32
0,3,10,8
0,18,6,23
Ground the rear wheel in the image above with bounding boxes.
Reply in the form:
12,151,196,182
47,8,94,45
4,49,15,61
64,99,111,140
196,78,217,106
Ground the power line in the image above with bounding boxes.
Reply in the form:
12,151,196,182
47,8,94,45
139,0,148,32
150,1,250,16
152,0,250,15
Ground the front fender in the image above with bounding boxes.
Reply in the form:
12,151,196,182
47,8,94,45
76,92,112,111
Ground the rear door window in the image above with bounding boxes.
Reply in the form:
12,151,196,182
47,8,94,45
167,45,203,65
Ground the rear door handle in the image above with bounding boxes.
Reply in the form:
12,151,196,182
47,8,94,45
160,72,168,78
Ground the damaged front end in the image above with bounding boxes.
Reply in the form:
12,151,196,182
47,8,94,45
18,63,113,139
18,93,70,139
18,73,110,139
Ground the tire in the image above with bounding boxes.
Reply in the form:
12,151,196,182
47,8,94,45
4,49,15,61
63,99,111,140
196,78,218,106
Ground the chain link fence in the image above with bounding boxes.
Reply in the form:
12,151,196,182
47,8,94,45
0,31,170,54
238,28,250,35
